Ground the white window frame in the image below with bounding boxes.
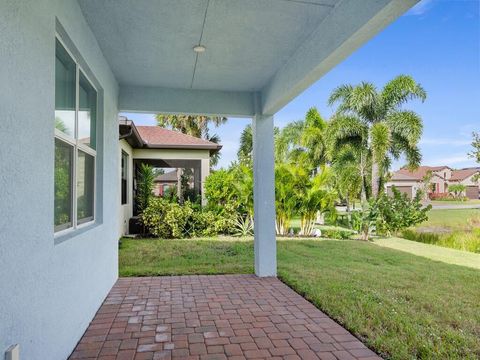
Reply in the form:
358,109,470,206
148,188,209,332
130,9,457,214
121,150,129,205
54,35,97,235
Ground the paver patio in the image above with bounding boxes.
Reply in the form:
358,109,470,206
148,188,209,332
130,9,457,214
69,275,380,360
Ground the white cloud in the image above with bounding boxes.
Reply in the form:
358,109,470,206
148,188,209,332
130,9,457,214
406,0,434,16
423,153,476,167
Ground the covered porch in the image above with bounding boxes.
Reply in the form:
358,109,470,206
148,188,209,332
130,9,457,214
82,0,419,277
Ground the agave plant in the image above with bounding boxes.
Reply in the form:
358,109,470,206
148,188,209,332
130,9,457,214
233,215,254,237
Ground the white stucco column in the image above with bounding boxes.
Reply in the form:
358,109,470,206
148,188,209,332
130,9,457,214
201,158,210,206
253,113,277,277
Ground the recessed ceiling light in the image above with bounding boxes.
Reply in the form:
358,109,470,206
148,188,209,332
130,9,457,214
193,45,206,53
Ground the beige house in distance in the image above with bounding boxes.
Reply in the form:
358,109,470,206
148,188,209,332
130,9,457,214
386,166,480,199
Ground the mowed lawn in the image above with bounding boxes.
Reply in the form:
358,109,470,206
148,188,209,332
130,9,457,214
119,238,480,360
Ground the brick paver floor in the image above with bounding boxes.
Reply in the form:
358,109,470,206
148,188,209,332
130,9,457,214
69,275,381,360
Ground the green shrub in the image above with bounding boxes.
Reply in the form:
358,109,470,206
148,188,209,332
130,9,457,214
321,229,353,240
204,169,239,213
141,198,235,238
376,188,431,236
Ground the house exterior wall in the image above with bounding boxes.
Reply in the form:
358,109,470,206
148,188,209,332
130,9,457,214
433,167,451,182
457,173,480,187
385,180,421,197
0,1,119,359
119,139,134,236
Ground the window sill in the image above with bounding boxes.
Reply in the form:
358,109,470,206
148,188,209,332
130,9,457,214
54,221,100,245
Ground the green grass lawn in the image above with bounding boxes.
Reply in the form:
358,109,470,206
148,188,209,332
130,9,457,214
119,237,480,360
420,208,480,231
374,237,480,269
402,208,480,253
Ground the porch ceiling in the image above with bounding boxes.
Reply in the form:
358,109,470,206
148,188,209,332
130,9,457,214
77,0,418,116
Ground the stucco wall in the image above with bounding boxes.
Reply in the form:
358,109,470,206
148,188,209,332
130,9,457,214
0,1,119,359
458,173,480,187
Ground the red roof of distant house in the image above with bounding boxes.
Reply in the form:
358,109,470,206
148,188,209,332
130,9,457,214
136,126,221,150
119,118,221,151
450,168,479,181
393,166,450,181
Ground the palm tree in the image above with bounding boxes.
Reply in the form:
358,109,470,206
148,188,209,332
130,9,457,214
237,124,280,165
327,75,426,199
205,133,221,168
274,107,327,170
155,114,227,138
331,144,363,215
237,124,253,165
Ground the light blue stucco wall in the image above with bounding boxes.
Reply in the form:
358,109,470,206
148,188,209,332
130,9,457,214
0,1,119,359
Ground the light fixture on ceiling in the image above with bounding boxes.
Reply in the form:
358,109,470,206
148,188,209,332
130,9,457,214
193,45,206,53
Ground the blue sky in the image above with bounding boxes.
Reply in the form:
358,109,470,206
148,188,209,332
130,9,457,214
122,0,480,170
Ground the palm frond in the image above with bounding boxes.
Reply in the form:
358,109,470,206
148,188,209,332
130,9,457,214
386,110,423,146
381,74,426,110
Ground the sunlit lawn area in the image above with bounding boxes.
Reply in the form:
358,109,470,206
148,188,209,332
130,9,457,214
119,237,480,360
419,208,480,231
402,208,480,253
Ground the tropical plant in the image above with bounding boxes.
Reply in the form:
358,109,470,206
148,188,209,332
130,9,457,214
136,163,155,214
331,144,363,216
237,124,280,166
274,107,327,170
469,131,480,163
327,75,426,199
274,164,302,235
141,198,234,238
375,188,430,236
449,184,466,199
204,169,238,212
232,165,254,217
297,167,337,236
237,124,253,165
233,215,254,237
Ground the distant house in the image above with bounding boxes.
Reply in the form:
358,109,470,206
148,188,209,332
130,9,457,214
386,166,480,199
449,168,480,199
119,117,221,235
153,169,188,197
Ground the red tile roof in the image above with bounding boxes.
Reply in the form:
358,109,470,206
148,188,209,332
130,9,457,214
136,126,221,150
450,168,479,181
394,166,450,180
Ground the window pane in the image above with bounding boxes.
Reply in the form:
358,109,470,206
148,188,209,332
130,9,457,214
54,138,73,231
78,71,97,149
77,150,95,224
55,39,76,138
121,152,128,205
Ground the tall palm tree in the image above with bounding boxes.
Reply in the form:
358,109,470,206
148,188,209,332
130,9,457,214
327,75,426,199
